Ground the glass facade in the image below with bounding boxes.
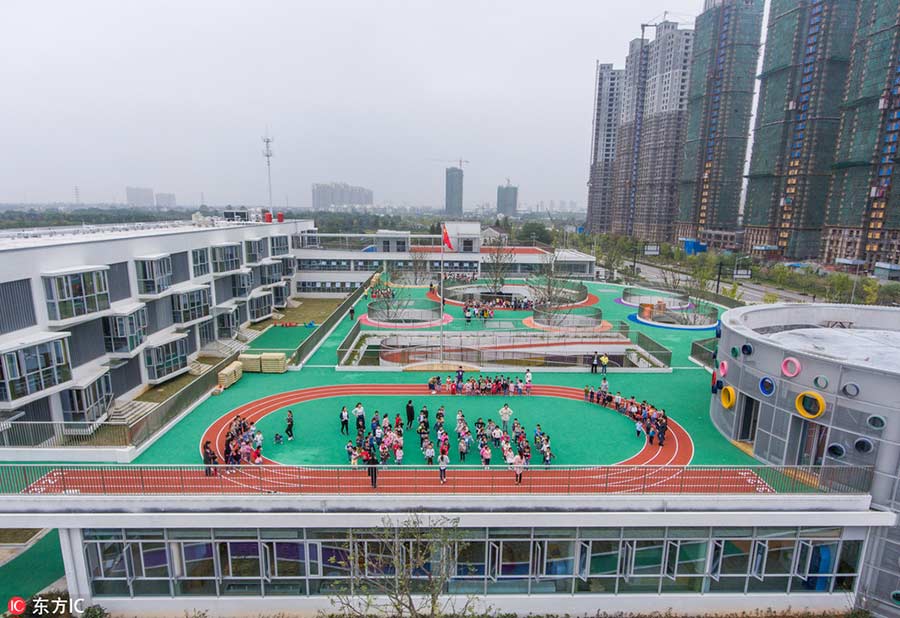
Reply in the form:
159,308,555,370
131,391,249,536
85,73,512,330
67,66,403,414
136,257,173,295
270,235,289,256
248,294,273,322
298,259,351,271
0,339,72,401
216,311,238,340
62,373,113,423
171,289,211,324
278,257,295,277
244,239,267,264
143,339,188,382
212,245,242,273
81,526,864,598
192,249,210,278
272,284,288,308
44,270,110,321
259,263,283,286
103,309,148,354
295,281,359,293
232,273,253,298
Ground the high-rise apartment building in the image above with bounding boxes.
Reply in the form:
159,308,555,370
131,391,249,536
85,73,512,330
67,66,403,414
445,167,464,216
742,0,856,259
611,22,694,242
155,193,177,208
676,0,764,248
311,183,374,210
125,187,155,208
823,0,900,269
586,63,624,234
496,182,518,216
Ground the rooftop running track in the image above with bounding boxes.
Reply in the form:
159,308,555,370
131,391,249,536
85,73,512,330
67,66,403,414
19,385,778,496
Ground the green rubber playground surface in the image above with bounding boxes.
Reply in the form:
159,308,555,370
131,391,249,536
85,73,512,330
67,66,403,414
0,531,65,599
254,394,642,466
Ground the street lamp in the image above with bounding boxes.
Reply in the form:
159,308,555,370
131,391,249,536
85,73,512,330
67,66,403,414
835,257,866,304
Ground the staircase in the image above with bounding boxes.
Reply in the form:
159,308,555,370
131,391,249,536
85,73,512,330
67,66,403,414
286,298,301,309
236,327,262,343
189,358,215,376
108,400,158,425
200,338,246,358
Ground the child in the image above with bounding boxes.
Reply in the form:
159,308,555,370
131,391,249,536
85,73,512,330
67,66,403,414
542,446,555,466
583,385,590,401
350,448,359,467
635,420,644,439
589,386,595,403
273,433,284,445
345,441,355,462
253,431,263,448
491,426,502,447
395,446,404,465
480,444,492,469
424,442,435,465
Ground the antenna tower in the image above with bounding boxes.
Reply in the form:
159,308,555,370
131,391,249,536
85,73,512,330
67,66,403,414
262,133,274,210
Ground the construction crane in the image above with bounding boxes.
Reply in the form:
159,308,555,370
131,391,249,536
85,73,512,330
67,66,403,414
428,158,470,169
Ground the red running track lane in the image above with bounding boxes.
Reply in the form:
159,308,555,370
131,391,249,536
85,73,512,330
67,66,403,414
19,386,774,496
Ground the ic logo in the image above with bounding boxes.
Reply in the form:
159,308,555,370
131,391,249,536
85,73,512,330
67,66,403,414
7,596,26,615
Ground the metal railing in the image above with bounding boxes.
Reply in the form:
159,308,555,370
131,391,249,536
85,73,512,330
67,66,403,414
691,337,718,369
0,421,131,448
290,269,378,365
0,464,873,497
532,305,604,329
367,298,442,324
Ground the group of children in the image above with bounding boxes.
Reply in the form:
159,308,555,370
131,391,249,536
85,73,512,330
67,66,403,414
583,377,671,447
427,369,533,396
341,398,555,472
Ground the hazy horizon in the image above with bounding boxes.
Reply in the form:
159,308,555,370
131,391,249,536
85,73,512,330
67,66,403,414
2,0,700,208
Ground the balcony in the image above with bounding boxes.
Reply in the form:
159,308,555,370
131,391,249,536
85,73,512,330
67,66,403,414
0,331,73,410
43,266,112,328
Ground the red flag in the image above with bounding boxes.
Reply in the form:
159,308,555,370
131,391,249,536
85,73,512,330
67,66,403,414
441,224,454,251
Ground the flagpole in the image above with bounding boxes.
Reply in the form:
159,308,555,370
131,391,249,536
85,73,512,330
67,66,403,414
439,234,445,364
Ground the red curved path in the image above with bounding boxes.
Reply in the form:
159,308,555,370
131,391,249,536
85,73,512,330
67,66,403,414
21,386,776,496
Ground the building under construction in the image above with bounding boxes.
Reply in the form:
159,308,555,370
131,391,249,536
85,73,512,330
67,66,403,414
742,0,856,259
610,21,694,243
823,0,900,270
585,63,623,234
676,0,764,249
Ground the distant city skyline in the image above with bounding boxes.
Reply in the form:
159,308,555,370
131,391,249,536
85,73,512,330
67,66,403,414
0,0,697,209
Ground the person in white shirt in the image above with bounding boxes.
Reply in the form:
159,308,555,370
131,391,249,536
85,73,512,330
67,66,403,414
438,453,450,484
498,404,513,432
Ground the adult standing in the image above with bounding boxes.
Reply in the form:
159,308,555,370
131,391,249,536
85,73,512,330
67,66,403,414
512,452,525,485
438,452,450,484
367,452,379,489
202,440,214,477
349,306,355,321
339,406,349,435
600,353,609,375
406,400,415,428
498,403,513,433
590,351,599,374
285,410,294,442
352,402,365,433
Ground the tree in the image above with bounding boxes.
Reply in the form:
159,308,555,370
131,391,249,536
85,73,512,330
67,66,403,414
517,221,552,245
482,236,515,295
877,282,900,306
409,249,430,286
860,277,880,305
762,291,779,304
326,515,484,618
721,282,744,302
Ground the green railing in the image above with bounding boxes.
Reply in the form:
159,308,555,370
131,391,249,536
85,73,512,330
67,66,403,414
691,337,718,369
336,320,362,365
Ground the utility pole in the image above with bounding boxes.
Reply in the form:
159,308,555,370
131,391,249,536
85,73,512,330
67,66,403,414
262,133,274,210
74,186,80,205
715,261,724,294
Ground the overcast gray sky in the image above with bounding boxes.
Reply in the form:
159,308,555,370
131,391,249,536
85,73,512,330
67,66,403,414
1,0,702,209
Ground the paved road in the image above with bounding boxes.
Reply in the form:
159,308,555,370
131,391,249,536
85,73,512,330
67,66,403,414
635,262,811,304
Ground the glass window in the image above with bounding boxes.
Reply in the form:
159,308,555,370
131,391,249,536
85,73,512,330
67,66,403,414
61,373,112,423
0,340,72,402
212,245,242,273
103,308,147,354
144,339,188,382
192,248,210,277
135,257,173,295
44,270,110,321
171,288,211,323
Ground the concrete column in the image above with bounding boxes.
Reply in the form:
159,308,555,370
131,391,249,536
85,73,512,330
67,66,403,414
58,528,92,604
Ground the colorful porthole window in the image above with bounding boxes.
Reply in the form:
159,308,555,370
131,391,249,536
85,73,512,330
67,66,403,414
826,443,845,458
782,357,802,378
891,589,900,606
720,386,736,409
715,324,722,339
795,391,825,419
718,360,728,377
867,415,886,430
854,438,874,454
759,377,776,397
814,375,829,389
741,343,753,356
842,383,860,398
730,346,740,359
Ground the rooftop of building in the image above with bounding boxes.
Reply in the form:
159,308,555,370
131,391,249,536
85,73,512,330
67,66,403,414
723,303,900,375
0,219,312,252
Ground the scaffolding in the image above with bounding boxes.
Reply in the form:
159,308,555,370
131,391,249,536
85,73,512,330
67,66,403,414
744,0,856,259
824,0,900,267
678,0,764,236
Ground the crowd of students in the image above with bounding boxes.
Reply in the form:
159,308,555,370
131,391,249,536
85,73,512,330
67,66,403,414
583,377,670,447
339,397,555,486
427,368,533,396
